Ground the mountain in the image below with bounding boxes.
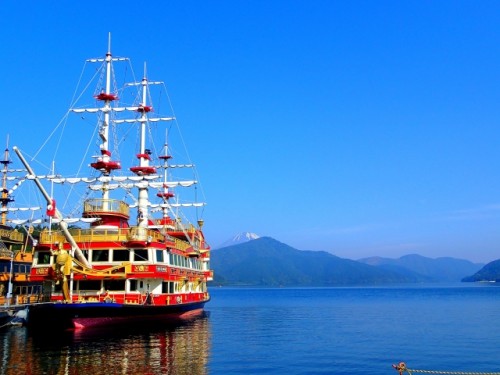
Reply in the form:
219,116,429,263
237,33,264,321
211,237,420,286
216,232,260,249
462,259,500,282
358,254,484,282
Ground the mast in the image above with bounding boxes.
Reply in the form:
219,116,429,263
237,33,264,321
157,131,174,226
0,136,13,226
138,64,153,228
90,35,121,190
130,63,156,228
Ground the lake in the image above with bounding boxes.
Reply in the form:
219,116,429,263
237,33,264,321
1,284,499,374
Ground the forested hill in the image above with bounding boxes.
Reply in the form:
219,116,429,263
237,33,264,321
462,259,500,282
211,237,421,286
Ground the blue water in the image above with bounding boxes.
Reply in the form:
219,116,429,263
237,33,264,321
1,285,499,374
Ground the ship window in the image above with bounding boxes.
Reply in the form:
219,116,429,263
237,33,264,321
169,282,175,294
129,280,138,291
112,249,129,262
92,250,109,262
79,280,102,291
15,286,26,295
156,250,164,262
134,249,149,262
162,281,168,293
14,264,28,274
104,279,125,291
37,251,52,265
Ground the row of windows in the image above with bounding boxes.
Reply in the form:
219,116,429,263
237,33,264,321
0,284,41,296
64,279,207,293
14,285,41,295
0,264,31,274
36,249,204,270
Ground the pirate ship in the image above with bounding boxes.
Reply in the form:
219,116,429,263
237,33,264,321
16,37,212,330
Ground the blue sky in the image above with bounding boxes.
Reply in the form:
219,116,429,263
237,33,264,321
2,1,500,263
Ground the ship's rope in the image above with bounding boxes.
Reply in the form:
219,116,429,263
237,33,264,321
393,362,500,375
160,82,207,220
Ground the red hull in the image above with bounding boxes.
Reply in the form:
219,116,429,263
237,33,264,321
27,300,209,331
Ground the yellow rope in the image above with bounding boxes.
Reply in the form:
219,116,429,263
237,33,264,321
393,362,500,375
408,370,500,375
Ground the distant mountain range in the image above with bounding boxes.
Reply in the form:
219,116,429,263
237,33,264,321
358,254,483,282
211,235,488,286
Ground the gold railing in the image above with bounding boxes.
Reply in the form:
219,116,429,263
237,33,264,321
83,198,130,217
38,231,67,244
173,237,191,251
39,226,165,245
0,227,24,242
127,226,164,242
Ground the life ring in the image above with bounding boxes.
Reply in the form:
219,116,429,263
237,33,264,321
176,296,182,304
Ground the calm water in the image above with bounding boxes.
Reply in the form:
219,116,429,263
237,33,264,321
1,285,499,374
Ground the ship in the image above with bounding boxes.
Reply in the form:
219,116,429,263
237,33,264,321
14,36,213,331
0,140,42,328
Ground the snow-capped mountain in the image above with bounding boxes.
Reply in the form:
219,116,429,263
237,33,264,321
216,232,260,249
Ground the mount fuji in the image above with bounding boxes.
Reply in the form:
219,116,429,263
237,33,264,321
216,232,260,249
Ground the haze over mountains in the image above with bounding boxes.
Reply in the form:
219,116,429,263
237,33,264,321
211,233,490,286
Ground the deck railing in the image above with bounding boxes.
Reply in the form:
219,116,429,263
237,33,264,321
83,198,130,218
0,228,24,242
39,226,166,245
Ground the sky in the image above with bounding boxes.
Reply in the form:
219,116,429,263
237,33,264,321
2,1,500,263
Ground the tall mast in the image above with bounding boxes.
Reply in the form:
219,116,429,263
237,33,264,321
130,63,156,227
90,34,121,193
0,136,13,226
157,131,174,223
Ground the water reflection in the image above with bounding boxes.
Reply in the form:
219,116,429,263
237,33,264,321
1,313,210,375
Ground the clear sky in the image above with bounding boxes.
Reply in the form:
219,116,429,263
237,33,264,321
2,1,500,263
